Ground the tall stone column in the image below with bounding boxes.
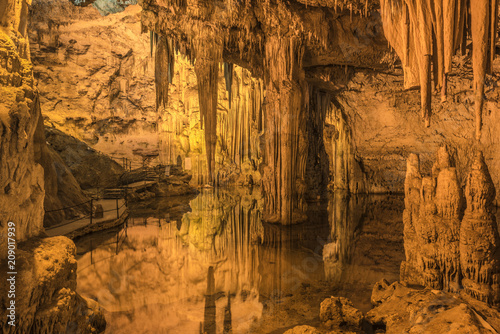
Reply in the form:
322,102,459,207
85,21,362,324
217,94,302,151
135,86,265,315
262,35,308,225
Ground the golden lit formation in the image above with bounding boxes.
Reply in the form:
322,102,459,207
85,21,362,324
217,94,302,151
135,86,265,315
1,0,499,333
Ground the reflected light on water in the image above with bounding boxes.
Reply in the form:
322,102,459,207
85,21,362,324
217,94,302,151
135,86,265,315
75,189,404,333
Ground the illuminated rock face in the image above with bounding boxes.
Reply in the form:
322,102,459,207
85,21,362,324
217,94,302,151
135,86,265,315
0,0,45,246
402,147,500,306
0,237,105,333
157,53,264,187
140,0,390,224
460,152,500,305
29,2,158,163
379,0,499,138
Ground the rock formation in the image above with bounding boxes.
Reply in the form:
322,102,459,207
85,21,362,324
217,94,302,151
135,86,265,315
319,296,364,329
380,0,499,138
367,280,500,333
0,237,106,333
138,0,391,224
32,0,500,224
1,1,107,332
460,151,500,305
402,147,500,306
1,0,45,246
44,126,124,189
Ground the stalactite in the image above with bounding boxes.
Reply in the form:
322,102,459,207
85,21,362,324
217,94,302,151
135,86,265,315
380,0,497,134
155,34,172,111
195,58,218,184
471,0,490,140
224,62,234,109
262,35,307,225
150,30,154,57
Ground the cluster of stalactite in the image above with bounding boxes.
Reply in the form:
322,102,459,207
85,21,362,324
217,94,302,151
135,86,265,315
305,87,331,199
323,98,368,193
151,25,226,183
157,52,263,186
380,0,498,139
219,65,265,170
261,35,309,225
402,147,500,306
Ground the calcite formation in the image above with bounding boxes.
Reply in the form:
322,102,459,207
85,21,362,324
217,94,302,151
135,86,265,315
367,281,500,333
380,0,498,138
401,148,463,291
31,0,500,221
138,0,390,223
0,237,106,333
460,151,500,305
0,0,45,246
402,147,500,306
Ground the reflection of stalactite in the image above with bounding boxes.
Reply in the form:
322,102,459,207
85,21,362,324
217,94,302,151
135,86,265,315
182,190,264,294
323,193,366,284
223,294,232,334
380,0,498,136
203,266,216,334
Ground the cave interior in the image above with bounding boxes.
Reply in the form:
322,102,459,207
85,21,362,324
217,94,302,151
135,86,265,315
1,0,500,333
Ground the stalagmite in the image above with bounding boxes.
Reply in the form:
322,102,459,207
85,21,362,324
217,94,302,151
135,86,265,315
402,148,500,305
460,151,500,306
401,147,463,291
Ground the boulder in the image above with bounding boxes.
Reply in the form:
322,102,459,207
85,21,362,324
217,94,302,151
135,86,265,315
319,296,363,329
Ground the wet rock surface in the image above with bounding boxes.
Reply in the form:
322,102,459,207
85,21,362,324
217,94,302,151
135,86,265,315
366,281,500,334
0,236,106,333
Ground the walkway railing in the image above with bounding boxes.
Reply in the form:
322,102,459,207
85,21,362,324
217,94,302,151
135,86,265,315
45,196,127,231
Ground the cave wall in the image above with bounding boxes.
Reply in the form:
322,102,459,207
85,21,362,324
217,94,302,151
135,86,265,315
33,106,91,227
29,1,158,164
337,67,500,204
0,0,45,246
1,2,107,332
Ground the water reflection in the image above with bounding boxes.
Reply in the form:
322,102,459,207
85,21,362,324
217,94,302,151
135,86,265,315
323,193,367,284
74,189,404,333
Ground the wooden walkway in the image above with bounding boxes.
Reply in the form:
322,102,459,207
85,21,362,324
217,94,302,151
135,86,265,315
45,199,127,238
45,165,162,239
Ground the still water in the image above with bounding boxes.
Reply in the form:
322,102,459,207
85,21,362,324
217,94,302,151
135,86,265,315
74,188,404,333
